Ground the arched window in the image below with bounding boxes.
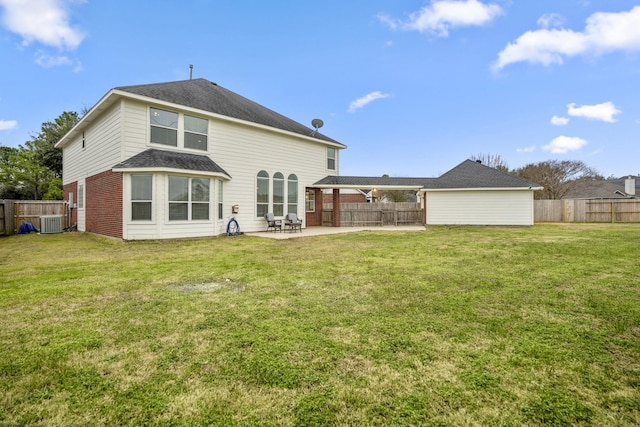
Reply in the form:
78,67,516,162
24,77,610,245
257,171,269,217
273,172,284,216
288,174,298,214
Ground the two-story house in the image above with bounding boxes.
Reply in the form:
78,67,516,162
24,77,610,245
56,78,346,239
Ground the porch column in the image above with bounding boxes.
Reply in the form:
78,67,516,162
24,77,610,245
332,188,341,227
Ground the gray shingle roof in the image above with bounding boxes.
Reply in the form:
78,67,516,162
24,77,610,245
115,78,344,146
113,149,230,177
314,160,541,189
314,176,436,188
431,160,540,189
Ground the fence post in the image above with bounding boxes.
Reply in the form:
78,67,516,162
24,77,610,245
611,201,615,224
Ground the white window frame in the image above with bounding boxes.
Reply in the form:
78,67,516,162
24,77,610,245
327,147,336,171
131,174,153,221
149,108,209,152
168,175,211,221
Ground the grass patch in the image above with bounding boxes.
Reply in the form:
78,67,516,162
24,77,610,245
1,224,639,425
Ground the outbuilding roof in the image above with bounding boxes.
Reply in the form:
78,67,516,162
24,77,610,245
112,148,230,178
116,79,344,146
313,160,542,190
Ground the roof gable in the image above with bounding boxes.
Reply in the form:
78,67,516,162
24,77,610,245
432,160,540,189
116,79,343,146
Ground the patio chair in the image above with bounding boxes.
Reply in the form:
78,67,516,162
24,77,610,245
284,212,303,232
264,213,282,232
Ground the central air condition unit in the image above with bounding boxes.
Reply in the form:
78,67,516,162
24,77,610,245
40,215,63,234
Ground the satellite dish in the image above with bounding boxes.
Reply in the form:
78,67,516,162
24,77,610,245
311,118,324,130
310,118,324,136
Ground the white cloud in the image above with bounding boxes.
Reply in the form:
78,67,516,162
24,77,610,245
0,119,17,130
567,102,621,123
543,136,587,154
378,0,503,37
551,115,570,126
0,0,85,50
35,51,72,67
516,145,536,153
537,13,565,29
493,6,640,70
348,91,391,113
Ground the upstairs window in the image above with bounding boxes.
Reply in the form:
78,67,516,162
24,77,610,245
150,108,178,147
184,115,208,151
273,172,284,216
327,147,336,170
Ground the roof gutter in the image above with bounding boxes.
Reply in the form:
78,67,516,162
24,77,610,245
421,186,544,192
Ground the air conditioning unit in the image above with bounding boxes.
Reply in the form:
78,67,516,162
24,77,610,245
40,215,63,234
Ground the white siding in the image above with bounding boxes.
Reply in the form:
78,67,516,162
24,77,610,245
64,97,339,239
426,190,534,226
62,102,123,185
207,118,334,234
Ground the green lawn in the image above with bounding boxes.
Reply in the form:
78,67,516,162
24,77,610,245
1,225,639,426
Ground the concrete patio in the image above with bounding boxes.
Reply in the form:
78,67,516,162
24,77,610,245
247,225,426,239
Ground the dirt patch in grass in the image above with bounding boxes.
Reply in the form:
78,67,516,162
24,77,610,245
169,279,246,293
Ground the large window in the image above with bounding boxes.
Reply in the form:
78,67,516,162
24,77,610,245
256,171,269,217
168,176,210,221
131,174,152,220
273,172,284,216
184,115,208,151
327,147,336,170
305,190,315,212
150,108,178,146
288,174,298,214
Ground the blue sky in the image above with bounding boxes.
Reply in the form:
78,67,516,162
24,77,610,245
1,0,639,178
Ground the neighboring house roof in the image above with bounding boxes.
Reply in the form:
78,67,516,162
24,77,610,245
562,179,632,199
112,148,230,178
57,78,345,149
116,78,344,146
314,160,542,190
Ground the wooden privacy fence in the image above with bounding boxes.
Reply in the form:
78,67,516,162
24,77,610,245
322,202,423,226
535,199,640,223
1,200,68,234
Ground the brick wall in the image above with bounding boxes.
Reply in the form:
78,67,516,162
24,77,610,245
86,170,123,238
63,181,78,228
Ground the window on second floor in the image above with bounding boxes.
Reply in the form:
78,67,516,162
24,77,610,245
327,147,336,170
150,108,208,151
184,115,208,151
150,108,178,147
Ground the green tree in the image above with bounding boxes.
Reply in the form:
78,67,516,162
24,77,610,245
1,141,55,200
31,111,80,178
0,111,79,199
